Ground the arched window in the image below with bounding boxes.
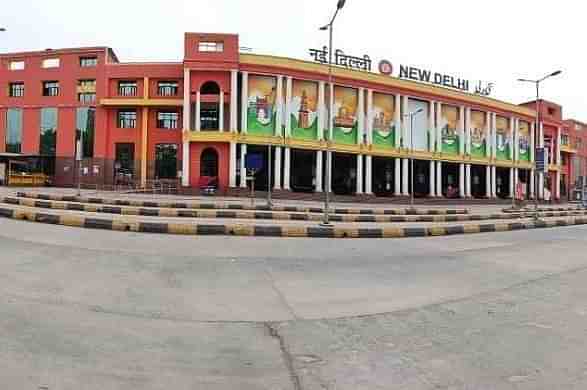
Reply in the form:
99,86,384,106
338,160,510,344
199,81,221,130
200,81,221,95
200,148,218,177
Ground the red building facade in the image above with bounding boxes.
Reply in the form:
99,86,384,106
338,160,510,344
1,32,586,201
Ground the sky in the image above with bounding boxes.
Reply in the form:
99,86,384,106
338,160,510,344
1,0,585,121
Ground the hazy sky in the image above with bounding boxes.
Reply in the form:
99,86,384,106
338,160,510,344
2,0,585,120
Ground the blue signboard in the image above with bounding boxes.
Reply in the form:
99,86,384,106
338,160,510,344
535,148,546,172
245,153,264,171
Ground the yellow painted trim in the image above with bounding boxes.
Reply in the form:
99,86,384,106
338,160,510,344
560,145,577,154
141,107,148,188
184,131,236,143
143,76,149,99
240,53,536,119
100,98,183,107
548,164,560,172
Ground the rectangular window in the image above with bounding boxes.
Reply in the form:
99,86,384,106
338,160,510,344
157,111,178,129
9,60,24,70
42,81,60,96
80,56,98,67
5,108,23,153
40,107,58,156
9,82,24,97
155,144,178,179
118,81,137,96
78,93,96,104
561,134,570,146
118,110,137,128
42,58,60,68
77,79,96,103
76,107,95,158
198,41,224,52
157,81,178,96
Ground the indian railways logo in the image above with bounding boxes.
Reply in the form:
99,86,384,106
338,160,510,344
378,59,393,76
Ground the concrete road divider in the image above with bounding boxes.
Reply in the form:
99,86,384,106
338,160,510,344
3,196,587,223
15,192,469,216
1,204,587,239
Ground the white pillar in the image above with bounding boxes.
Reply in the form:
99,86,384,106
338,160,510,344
318,81,325,141
356,154,363,194
491,166,497,198
530,122,535,163
394,95,402,147
429,160,436,197
435,102,442,153
429,101,436,152
367,90,374,144
459,163,465,197
283,147,291,190
230,70,238,132
274,146,282,190
509,168,515,198
240,144,247,188
219,90,224,132
402,96,409,148
358,88,365,145
485,111,491,158
492,113,497,159
402,158,409,196
326,151,332,193
394,157,401,196
285,77,293,137
183,68,191,131
181,142,190,186
241,72,249,134
458,106,465,155
181,68,191,187
509,118,515,160
229,142,237,187
514,167,519,197
365,155,373,194
555,170,561,200
485,165,491,198
530,169,535,199
436,161,443,197
538,172,545,200
556,127,562,166
465,164,472,197
195,91,201,131
275,76,283,136
315,151,323,192
465,107,471,155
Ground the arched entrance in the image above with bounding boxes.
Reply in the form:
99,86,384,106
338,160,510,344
200,147,219,179
199,81,221,131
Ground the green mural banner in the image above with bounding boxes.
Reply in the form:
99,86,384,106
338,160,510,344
496,116,511,161
247,75,277,136
290,80,318,141
372,92,396,148
440,105,459,155
519,121,531,162
470,110,486,158
330,86,358,145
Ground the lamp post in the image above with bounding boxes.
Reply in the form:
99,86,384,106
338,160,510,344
267,142,272,208
518,70,562,220
319,0,346,226
403,108,424,207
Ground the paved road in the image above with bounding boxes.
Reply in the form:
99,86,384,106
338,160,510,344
1,218,587,389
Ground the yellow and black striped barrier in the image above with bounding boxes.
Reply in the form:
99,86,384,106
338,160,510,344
1,204,587,239
5,196,587,223
15,192,469,216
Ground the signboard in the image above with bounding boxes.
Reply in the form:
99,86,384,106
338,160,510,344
536,147,549,172
379,60,494,96
245,153,264,171
309,47,372,71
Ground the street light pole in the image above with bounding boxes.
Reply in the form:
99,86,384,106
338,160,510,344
319,0,346,226
267,142,272,208
518,70,561,220
403,108,423,207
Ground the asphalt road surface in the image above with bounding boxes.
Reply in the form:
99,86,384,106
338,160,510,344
1,218,587,389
